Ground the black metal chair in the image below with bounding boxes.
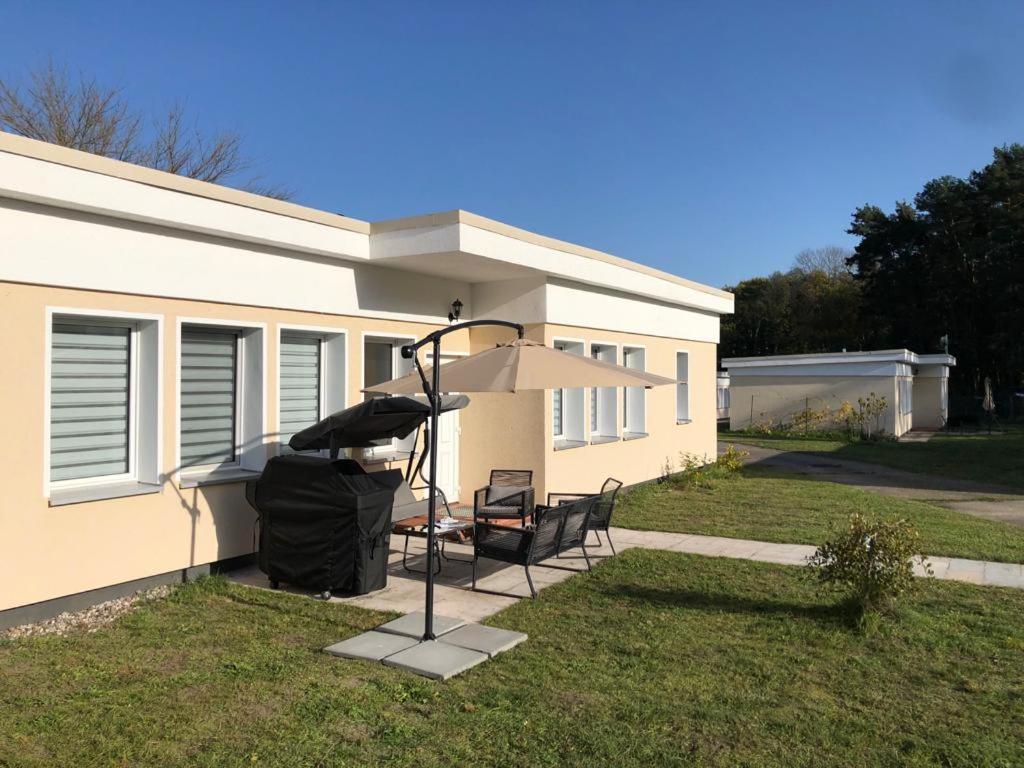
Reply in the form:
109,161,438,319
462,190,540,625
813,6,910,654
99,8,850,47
547,477,623,554
472,495,594,598
472,468,536,527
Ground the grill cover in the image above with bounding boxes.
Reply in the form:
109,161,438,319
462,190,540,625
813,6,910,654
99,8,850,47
247,456,394,594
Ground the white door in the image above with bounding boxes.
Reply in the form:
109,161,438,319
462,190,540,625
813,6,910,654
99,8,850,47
431,353,461,502
435,407,460,502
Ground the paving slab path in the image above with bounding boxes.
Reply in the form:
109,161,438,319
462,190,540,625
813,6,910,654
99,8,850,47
725,440,1024,527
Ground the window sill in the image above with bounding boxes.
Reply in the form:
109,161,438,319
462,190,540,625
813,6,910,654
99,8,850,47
553,439,587,452
623,431,649,441
49,481,162,507
179,468,262,489
361,451,413,465
590,435,620,446
676,419,693,425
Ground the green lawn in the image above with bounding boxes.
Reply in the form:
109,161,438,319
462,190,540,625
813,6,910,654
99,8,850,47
617,466,1024,563
2,555,1023,767
721,426,1024,490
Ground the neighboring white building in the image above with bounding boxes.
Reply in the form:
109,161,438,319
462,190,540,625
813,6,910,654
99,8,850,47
721,350,956,437
716,372,730,421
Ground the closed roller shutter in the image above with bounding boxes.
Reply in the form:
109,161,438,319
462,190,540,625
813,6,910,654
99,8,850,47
181,327,238,467
279,333,321,450
50,323,132,482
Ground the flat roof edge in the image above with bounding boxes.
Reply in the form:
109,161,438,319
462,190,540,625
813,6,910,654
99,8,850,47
372,209,733,302
722,349,920,367
0,131,372,235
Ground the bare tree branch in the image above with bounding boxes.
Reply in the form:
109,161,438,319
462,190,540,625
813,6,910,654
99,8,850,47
793,246,853,279
0,63,291,198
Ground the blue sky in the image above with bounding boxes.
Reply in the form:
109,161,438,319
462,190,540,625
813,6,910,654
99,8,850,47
2,1,1022,287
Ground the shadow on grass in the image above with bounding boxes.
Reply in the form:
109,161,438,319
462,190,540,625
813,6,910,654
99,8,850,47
603,583,859,628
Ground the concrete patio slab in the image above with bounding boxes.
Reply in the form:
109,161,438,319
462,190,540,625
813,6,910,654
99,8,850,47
441,624,528,658
324,631,418,661
382,639,489,680
376,611,465,639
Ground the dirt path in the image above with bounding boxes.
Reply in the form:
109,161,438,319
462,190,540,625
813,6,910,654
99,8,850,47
723,441,1024,528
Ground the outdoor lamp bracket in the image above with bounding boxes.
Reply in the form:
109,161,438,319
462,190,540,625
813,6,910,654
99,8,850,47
448,298,463,323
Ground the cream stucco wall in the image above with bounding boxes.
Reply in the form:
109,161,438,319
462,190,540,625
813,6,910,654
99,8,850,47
458,324,549,500
913,376,948,429
542,324,716,497
728,375,904,436
458,323,718,501
0,281,469,612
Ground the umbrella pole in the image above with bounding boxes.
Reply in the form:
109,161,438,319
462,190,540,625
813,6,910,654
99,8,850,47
423,335,442,641
398,320,525,643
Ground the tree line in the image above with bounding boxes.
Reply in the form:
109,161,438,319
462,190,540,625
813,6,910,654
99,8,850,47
721,145,1024,408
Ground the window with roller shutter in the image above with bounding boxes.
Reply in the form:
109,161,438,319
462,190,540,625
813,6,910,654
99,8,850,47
279,333,322,452
180,326,239,468
49,322,134,483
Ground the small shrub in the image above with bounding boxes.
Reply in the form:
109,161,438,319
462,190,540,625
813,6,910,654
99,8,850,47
790,403,832,433
857,392,888,439
716,443,748,472
746,415,778,435
666,446,748,490
670,452,713,489
808,514,931,617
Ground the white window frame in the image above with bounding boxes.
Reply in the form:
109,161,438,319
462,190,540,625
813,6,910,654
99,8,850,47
176,317,266,484
589,341,619,441
552,337,586,447
676,349,691,424
43,307,163,503
361,331,416,458
276,324,348,456
622,344,648,438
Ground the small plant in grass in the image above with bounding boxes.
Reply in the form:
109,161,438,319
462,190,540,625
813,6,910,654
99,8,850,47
667,446,748,490
808,514,931,618
716,443,748,472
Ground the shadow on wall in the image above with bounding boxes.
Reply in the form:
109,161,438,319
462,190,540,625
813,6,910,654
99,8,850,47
352,262,470,320
160,435,290,570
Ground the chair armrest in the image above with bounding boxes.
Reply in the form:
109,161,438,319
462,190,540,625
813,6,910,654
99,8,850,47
473,487,488,512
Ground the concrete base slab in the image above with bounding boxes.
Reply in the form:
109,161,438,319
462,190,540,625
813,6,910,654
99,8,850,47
441,624,528,658
324,631,418,661
382,639,489,680
376,611,465,639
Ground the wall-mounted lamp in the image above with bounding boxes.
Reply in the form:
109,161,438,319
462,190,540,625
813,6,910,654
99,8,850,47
448,298,463,323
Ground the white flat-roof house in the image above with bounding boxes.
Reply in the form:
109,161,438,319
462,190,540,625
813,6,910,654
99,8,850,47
722,350,955,437
0,133,733,625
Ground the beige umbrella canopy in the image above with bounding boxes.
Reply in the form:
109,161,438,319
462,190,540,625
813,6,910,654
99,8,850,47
363,338,678,395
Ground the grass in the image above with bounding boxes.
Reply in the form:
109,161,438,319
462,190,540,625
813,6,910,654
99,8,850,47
720,426,1024,490
2,555,1023,767
617,466,1024,563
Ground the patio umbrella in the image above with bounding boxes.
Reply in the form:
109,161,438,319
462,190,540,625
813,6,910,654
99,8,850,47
363,338,676,395
361,320,679,642
982,377,995,414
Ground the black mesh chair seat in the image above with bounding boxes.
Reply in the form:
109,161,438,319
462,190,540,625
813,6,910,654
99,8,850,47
473,468,536,527
472,495,596,598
